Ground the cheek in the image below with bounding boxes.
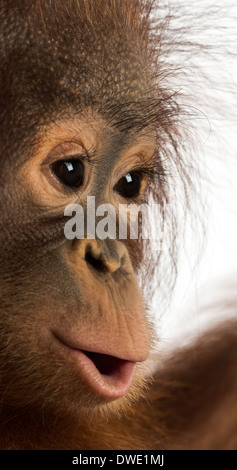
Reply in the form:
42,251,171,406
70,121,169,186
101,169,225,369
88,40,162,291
0,191,151,412
0,244,150,348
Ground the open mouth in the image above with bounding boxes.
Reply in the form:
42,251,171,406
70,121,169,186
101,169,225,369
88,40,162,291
82,350,127,375
52,332,136,400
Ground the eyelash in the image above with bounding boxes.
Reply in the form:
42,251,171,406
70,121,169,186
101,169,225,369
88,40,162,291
128,164,160,184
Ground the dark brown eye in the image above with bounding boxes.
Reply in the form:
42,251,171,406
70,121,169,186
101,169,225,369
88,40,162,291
114,171,142,199
51,159,84,189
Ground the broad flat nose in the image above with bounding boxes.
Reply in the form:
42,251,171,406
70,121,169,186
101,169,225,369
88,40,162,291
77,239,126,274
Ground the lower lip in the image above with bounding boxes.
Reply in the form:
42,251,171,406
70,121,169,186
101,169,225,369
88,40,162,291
53,334,136,401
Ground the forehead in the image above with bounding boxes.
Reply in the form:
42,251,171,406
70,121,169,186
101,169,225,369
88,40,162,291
0,1,158,164
1,0,152,100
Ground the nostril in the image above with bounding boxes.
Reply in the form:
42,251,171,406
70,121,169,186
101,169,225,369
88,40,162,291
83,240,122,274
85,250,108,273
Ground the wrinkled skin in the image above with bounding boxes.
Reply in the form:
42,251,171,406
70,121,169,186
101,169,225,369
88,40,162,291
0,0,237,451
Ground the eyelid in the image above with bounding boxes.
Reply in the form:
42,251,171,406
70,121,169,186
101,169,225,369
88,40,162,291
113,154,156,180
122,167,154,185
41,153,88,170
40,139,92,167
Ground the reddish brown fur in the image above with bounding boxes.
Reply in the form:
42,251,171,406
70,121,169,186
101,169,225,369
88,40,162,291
0,0,236,450
1,321,237,449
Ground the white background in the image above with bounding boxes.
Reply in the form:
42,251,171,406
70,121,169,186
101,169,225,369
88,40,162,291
156,1,237,345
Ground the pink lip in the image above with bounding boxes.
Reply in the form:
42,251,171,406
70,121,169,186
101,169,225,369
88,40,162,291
52,332,136,401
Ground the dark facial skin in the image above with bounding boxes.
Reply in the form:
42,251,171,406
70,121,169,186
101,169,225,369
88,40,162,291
0,112,156,415
1,0,237,453
0,0,164,431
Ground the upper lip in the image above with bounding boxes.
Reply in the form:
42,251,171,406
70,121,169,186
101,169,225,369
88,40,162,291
52,329,147,363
